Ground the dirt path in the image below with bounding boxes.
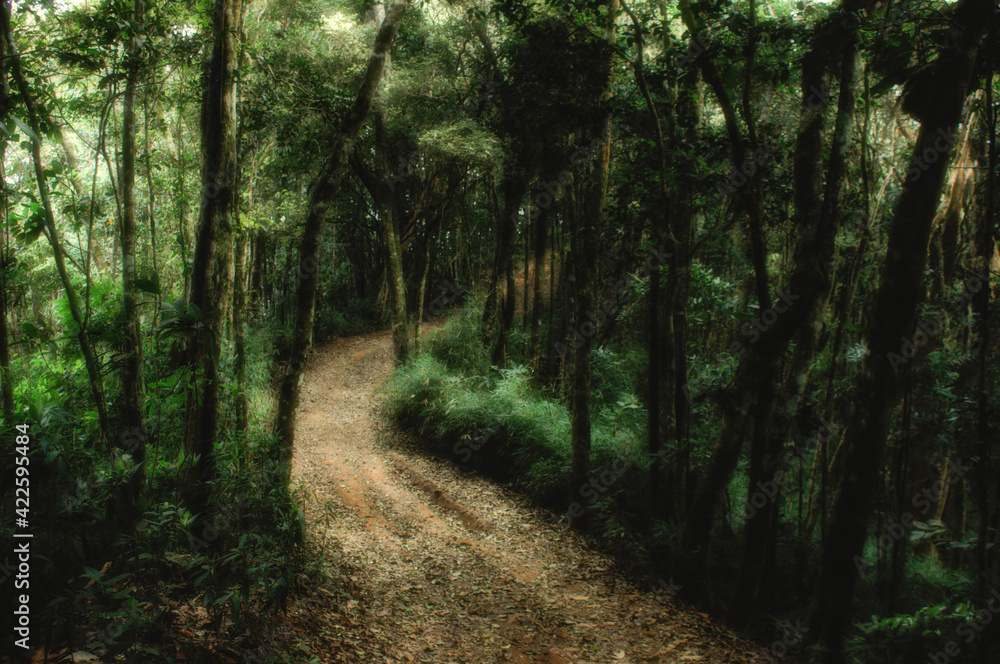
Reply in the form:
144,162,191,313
291,330,767,664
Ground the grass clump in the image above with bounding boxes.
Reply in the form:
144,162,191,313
385,306,649,531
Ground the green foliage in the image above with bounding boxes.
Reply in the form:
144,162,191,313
386,306,650,533
849,602,978,663
418,119,501,168
242,322,283,418
0,290,304,660
422,304,491,375
590,344,646,412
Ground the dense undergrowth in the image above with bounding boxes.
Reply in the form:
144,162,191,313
385,303,998,662
0,318,324,663
386,306,650,536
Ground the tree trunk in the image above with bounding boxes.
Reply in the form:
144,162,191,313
43,112,109,275
681,4,872,576
102,100,123,278
233,230,249,430
567,0,617,529
414,201,444,353
679,0,769,312
0,258,12,424
2,0,112,446
250,229,265,312
646,263,671,522
805,1,992,659
365,0,409,364
273,1,408,478
375,107,410,364
728,38,860,630
527,208,547,365
120,0,148,508
975,52,995,610
185,0,244,514
483,176,527,366
175,102,191,299
143,83,160,319
621,0,675,523
671,45,700,518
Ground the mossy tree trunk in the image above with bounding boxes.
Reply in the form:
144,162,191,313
681,3,875,585
185,0,244,515
120,0,148,508
375,105,410,365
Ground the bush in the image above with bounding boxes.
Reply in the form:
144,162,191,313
422,304,490,375
385,307,649,532
0,314,305,662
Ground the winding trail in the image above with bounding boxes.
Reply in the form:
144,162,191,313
291,330,767,664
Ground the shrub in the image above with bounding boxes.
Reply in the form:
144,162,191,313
385,306,650,534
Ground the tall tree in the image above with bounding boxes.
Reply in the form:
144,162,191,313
119,0,148,507
975,40,996,613
681,0,876,580
274,1,409,478
567,0,618,528
805,0,993,660
619,0,675,522
185,0,244,513
729,31,862,628
233,228,249,430
367,0,409,365
375,109,410,364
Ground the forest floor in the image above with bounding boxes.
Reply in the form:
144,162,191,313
283,328,774,664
